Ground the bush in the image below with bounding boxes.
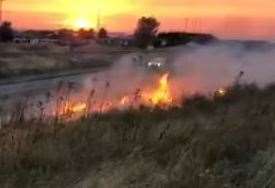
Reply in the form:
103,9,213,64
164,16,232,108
0,21,14,42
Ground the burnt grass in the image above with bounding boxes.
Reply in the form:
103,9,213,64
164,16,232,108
1,84,275,188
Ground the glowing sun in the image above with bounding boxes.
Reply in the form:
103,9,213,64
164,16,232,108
74,19,92,29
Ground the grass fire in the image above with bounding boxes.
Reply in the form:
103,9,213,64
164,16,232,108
64,102,87,114
2,22,275,187
149,73,173,105
51,72,175,120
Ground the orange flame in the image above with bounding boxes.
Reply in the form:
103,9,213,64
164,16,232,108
53,73,175,120
70,102,87,113
120,96,130,106
150,73,172,105
216,88,226,97
61,102,87,115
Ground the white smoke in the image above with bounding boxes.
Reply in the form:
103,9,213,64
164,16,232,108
3,40,275,122
168,42,275,95
77,41,275,103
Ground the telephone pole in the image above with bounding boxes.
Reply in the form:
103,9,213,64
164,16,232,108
0,0,5,23
96,8,101,31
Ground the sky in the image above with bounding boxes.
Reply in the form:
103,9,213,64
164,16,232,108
2,0,275,39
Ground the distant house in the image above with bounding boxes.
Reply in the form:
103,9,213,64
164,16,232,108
13,30,60,46
13,37,29,44
14,37,58,46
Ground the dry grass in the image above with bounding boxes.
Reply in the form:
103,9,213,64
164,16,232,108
0,43,69,53
0,54,71,76
0,43,72,78
0,43,113,79
1,84,275,187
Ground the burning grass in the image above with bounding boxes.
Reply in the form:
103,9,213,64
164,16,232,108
1,84,275,187
0,72,179,126
147,73,173,105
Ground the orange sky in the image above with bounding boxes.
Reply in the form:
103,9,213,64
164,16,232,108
2,0,275,39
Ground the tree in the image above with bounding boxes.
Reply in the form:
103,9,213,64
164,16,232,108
78,28,95,39
97,28,108,38
0,21,14,42
134,17,160,48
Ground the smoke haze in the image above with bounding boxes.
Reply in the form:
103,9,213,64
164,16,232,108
2,41,275,121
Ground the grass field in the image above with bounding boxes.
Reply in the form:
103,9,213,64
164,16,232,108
1,84,275,187
0,43,116,79
0,43,71,78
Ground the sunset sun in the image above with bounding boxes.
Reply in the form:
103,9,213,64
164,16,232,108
74,19,92,29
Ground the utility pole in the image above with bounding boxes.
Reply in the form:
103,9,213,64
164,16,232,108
96,8,101,31
0,0,5,23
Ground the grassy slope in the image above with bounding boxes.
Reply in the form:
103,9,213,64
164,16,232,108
1,84,275,187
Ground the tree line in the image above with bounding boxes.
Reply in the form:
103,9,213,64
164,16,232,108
0,22,109,42
0,16,161,48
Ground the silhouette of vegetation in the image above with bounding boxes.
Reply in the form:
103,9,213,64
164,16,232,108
57,28,74,40
0,21,14,42
78,28,95,39
134,17,160,48
97,27,108,38
154,32,216,47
